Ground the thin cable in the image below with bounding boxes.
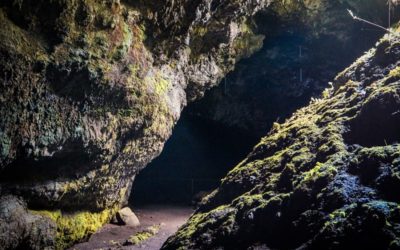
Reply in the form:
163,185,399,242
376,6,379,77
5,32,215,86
347,9,400,37
389,0,392,43
389,0,391,28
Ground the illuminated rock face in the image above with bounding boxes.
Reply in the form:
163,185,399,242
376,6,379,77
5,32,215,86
0,0,268,247
0,0,268,211
0,0,397,248
163,33,400,249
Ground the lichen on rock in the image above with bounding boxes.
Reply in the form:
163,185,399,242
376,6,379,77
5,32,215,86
124,224,162,246
188,0,399,138
2,0,399,249
0,0,271,248
162,32,400,250
30,206,119,250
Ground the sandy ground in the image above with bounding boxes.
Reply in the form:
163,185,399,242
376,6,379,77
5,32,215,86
70,205,193,250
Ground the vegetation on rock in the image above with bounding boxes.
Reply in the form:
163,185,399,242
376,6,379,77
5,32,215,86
189,0,399,137
1,0,399,249
163,32,400,250
124,224,162,246
0,0,270,248
31,206,119,250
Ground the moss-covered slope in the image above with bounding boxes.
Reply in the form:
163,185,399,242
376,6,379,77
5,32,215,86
163,31,400,249
189,0,399,137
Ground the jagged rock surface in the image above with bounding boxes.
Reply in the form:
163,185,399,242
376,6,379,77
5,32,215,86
0,0,269,248
163,32,400,249
189,0,399,137
0,195,56,250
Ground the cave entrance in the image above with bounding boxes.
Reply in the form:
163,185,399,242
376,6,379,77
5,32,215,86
123,9,390,249
130,108,258,206
128,12,387,207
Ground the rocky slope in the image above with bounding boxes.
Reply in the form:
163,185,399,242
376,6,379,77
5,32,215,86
0,0,269,248
163,30,400,249
1,0,398,249
189,0,399,137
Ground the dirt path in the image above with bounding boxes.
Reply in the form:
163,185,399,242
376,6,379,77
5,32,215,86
71,205,193,250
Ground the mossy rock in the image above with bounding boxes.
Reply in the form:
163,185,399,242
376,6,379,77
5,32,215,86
163,32,400,250
31,206,119,249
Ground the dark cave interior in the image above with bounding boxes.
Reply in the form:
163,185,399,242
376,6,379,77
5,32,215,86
130,108,258,205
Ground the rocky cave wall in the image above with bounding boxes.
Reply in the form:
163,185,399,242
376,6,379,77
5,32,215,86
0,0,397,249
0,0,269,248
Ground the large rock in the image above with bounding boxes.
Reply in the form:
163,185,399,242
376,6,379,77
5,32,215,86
0,0,269,247
163,30,400,249
116,207,140,227
0,195,56,250
0,0,268,211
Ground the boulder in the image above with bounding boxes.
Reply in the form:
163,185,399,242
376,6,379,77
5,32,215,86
116,207,140,227
0,0,268,212
0,195,56,250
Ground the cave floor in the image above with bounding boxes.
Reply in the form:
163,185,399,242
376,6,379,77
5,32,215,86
70,205,193,250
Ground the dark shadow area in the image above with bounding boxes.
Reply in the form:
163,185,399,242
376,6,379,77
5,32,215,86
130,109,258,205
187,11,388,138
0,139,93,183
345,89,400,147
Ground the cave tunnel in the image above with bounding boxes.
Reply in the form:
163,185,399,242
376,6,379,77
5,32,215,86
1,1,400,250
130,107,258,206
130,12,386,207
122,9,392,249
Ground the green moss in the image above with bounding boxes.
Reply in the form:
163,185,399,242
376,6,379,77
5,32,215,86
358,146,400,162
170,204,234,246
232,22,264,59
233,193,264,210
191,25,208,38
173,213,208,241
112,22,133,61
31,206,119,249
328,209,346,220
323,206,352,228
127,224,162,245
300,162,338,186
389,66,400,78
152,73,170,96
